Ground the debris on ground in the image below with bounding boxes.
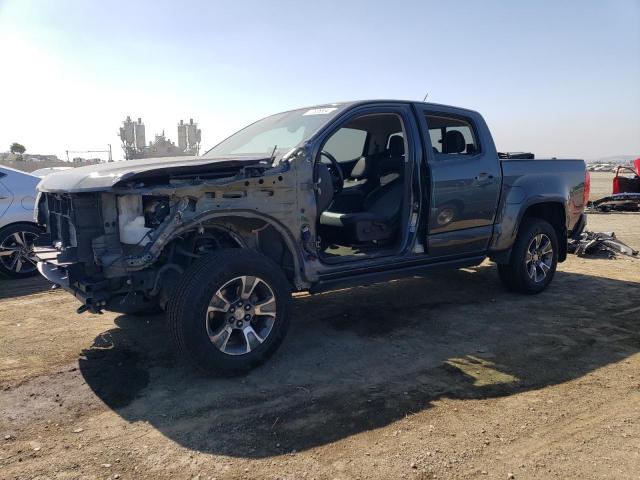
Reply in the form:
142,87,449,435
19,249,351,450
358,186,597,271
588,193,640,212
568,231,639,258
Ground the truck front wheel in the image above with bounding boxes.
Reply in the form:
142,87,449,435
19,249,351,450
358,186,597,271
497,218,559,294
167,249,291,375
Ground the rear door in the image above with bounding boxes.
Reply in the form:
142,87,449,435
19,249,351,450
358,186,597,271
417,108,502,257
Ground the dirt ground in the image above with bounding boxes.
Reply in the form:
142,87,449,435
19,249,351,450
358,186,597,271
1,207,639,479
588,171,621,202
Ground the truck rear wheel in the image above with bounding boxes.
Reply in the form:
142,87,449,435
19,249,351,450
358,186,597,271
167,249,291,375
497,218,558,294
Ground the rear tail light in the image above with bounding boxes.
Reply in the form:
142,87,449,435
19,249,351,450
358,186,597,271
583,169,591,207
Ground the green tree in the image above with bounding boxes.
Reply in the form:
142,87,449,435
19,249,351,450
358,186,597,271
9,142,26,160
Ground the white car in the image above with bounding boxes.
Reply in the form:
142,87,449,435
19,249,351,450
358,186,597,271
30,166,73,178
0,166,41,277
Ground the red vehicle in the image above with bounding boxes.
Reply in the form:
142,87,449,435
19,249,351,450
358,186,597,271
613,158,640,194
591,158,640,212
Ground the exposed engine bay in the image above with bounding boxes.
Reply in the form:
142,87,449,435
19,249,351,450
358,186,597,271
34,153,312,314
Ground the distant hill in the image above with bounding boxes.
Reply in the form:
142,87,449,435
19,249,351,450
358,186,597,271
586,155,638,164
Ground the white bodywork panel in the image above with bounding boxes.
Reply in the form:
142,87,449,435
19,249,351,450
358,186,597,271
0,167,40,229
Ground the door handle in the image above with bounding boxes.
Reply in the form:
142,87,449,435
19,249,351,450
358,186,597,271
474,173,494,185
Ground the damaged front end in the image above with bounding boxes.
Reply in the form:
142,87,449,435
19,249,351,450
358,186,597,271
34,153,308,314
35,191,186,313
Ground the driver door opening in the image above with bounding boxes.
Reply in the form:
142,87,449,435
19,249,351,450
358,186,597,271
315,112,409,261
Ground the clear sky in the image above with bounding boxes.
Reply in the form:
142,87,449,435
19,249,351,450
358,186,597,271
0,0,638,161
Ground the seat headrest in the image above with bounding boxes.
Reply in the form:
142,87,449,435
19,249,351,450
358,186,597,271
388,135,404,156
442,130,466,154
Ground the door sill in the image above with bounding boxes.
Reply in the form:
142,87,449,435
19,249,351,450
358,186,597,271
319,245,399,265
310,254,486,294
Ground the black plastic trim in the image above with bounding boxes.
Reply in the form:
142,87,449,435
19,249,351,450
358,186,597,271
310,255,485,294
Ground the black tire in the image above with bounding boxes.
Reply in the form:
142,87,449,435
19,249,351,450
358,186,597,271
167,249,291,375
497,218,559,294
0,223,41,279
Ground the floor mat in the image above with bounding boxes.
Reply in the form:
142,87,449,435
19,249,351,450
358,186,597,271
322,244,369,257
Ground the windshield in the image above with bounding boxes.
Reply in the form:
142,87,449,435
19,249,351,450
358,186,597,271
203,105,345,159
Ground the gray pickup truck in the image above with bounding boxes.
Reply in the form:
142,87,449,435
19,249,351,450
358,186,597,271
35,100,589,374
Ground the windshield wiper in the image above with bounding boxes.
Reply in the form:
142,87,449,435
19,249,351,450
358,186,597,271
268,144,278,166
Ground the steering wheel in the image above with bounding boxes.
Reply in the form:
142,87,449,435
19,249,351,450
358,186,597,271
320,151,344,195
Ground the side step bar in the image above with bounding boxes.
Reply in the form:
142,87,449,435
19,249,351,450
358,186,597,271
310,255,485,294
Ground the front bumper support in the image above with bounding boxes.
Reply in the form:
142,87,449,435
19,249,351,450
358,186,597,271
37,257,160,315
37,261,109,313
37,261,70,289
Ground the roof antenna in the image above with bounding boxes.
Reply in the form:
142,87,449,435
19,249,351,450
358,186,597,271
423,92,429,102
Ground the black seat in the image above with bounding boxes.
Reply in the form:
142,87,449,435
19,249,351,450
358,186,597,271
320,179,404,242
319,137,405,243
378,135,405,174
442,130,466,154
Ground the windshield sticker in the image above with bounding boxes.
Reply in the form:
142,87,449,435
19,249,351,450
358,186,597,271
303,107,338,116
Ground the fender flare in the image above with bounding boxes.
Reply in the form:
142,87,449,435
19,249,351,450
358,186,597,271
140,209,308,289
489,198,567,264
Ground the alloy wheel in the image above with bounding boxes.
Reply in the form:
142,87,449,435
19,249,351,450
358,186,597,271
0,231,38,275
205,275,277,356
525,233,553,283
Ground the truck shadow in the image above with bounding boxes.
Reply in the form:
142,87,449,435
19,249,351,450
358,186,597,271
78,264,639,458
0,275,51,300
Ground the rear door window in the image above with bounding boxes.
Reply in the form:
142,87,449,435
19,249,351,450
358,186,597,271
425,115,479,155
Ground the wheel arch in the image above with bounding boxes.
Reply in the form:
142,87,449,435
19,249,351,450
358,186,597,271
490,200,567,264
0,220,41,234
520,202,567,261
161,210,306,289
